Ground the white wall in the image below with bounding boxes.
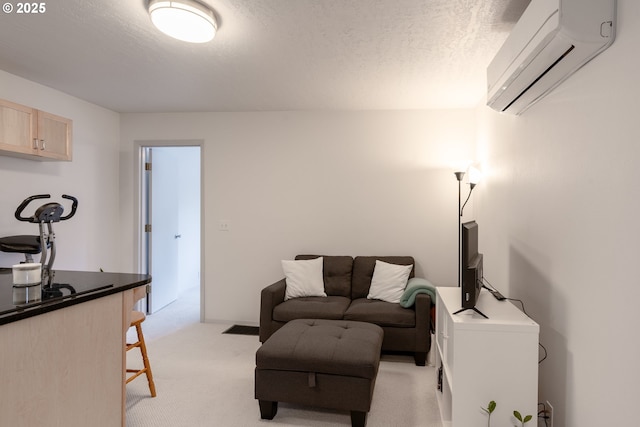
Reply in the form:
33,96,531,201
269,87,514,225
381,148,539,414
0,71,121,272
475,0,640,425
120,109,476,323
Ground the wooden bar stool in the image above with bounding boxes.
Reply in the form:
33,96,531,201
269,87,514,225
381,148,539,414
126,310,157,397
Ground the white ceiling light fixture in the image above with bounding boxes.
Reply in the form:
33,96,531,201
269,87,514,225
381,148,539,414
148,0,217,43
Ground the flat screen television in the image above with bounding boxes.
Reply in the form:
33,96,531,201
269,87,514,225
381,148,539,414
454,220,488,318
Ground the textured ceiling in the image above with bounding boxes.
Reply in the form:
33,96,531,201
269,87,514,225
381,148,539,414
0,0,530,113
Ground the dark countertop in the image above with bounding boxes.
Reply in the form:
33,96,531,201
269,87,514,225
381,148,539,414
0,269,151,325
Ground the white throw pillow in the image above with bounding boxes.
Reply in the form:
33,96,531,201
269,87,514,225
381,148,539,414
367,260,413,304
282,257,326,301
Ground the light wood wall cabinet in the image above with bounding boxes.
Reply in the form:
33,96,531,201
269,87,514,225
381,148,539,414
0,98,72,161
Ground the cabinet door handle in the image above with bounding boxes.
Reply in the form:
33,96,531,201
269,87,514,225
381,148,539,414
33,138,39,149
40,139,45,150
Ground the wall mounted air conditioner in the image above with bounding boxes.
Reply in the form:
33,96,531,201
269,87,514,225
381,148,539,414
487,0,616,115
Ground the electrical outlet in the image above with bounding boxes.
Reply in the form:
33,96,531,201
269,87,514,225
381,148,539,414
545,401,554,427
218,221,230,231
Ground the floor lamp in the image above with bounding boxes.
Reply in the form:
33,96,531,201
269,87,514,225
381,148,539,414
455,169,479,287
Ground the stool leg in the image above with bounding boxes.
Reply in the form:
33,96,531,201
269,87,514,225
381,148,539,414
350,411,367,427
259,400,278,419
136,322,157,397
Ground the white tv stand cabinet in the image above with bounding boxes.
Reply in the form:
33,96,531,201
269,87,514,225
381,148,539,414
435,287,539,427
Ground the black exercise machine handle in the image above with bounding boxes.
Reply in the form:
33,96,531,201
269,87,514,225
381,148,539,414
14,194,50,222
60,194,78,221
14,194,78,222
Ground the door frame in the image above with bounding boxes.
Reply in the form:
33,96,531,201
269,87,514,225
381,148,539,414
134,139,205,321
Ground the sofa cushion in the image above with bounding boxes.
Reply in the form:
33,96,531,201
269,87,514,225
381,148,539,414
295,255,353,298
273,296,351,322
367,260,413,303
351,256,415,300
344,298,416,327
282,257,326,301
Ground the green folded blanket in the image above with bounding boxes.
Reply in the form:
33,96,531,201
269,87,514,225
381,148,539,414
400,277,436,308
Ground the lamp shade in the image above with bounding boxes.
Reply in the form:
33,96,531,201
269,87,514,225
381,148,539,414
148,0,217,43
468,166,482,185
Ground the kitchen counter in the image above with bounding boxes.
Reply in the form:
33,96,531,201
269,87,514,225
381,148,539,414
0,268,150,325
0,269,151,427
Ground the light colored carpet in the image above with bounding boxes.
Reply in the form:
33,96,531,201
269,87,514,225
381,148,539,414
125,290,442,427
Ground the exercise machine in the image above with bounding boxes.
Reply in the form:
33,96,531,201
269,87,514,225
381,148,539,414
0,194,78,281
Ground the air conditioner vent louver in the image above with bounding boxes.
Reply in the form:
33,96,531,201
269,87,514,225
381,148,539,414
501,45,575,113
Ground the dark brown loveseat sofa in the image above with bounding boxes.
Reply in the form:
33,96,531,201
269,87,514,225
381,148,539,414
259,255,431,365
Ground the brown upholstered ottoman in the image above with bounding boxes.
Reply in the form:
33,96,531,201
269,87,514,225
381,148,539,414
255,319,384,427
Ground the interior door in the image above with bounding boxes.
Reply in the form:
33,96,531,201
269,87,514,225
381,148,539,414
146,147,180,313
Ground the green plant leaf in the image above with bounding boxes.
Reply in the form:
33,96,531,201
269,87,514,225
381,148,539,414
514,410,522,421
524,414,533,423
482,400,497,415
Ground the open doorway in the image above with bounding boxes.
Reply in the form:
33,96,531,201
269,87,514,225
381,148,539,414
137,142,202,324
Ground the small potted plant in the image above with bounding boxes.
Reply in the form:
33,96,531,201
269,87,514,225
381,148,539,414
513,410,532,427
482,401,533,427
481,400,496,427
